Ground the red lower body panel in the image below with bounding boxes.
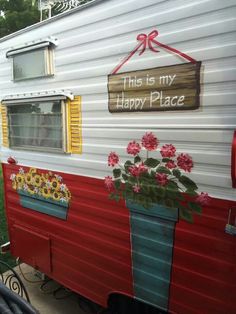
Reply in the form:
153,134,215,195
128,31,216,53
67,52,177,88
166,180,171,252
3,163,236,313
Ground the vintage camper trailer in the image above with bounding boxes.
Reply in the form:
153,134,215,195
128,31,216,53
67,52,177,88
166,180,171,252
0,0,235,313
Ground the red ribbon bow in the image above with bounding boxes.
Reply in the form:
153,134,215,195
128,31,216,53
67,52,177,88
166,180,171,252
136,30,160,55
111,29,196,74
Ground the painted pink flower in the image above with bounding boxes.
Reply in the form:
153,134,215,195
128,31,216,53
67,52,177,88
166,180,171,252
141,132,159,151
104,176,114,190
196,192,210,205
133,184,141,193
127,141,141,156
166,161,176,169
108,152,119,167
129,163,148,177
155,173,168,186
160,144,176,158
177,153,193,172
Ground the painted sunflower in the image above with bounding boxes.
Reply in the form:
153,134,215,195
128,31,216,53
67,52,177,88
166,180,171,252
27,185,35,195
16,174,24,186
52,191,61,201
65,189,72,201
33,174,42,187
25,173,32,185
42,187,50,199
29,168,37,174
51,178,60,190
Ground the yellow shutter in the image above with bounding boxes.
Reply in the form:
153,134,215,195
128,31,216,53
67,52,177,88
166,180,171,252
0,104,9,147
66,96,82,154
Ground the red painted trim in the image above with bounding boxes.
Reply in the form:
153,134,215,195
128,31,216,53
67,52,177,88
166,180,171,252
111,29,197,74
231,130,236,188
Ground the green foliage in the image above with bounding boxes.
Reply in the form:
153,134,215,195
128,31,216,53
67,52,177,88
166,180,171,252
0,0,40,38
0,166,16,266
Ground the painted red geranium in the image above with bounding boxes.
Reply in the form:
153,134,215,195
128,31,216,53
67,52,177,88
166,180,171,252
127,141,141,156
155,173,168,186
129,163,148,177
141,132,159,151
104,176,114,191
196,192,210,205
160,144,176,158
177,153,193,172
108,152,119,167
133,184,141,193
105,132,210,223
166,161,176,169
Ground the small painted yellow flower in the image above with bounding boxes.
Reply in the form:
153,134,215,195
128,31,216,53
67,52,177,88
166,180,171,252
33,174,41,187
25,174,32,185
27,186,35,195
42,188,50,198
16,174,24,186
51,178,60,190
65,189,71,201
29,168,37,174
52,191,60,201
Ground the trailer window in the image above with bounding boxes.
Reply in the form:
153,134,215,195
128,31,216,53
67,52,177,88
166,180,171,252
7,101,65,153
6,40,55,81
12,48,54,81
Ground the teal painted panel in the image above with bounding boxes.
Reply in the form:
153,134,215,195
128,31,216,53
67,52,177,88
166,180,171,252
131,213,175,244
18,191,68,220
128,202,178,311
126,200,178,222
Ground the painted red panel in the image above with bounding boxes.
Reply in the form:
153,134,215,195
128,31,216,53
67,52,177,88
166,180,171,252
169,198,236,314
3,163,134,307
11,224,51,274
3,163,236,313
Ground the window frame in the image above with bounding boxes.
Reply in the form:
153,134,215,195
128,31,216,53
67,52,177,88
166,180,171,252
6,40,56,82
4,97,68,154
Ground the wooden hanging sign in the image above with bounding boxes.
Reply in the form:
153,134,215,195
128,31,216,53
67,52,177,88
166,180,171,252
108,62,201,113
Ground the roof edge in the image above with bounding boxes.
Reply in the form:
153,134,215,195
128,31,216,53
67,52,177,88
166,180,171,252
0,0,107,44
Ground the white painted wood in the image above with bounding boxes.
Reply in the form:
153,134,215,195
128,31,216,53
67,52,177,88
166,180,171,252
0,0,235,201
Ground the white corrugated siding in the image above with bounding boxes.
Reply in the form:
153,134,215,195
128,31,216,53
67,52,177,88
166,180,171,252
0,0,235,201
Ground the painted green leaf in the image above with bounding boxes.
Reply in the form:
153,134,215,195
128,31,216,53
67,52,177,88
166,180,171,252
144,158,160,168
162,158,171,162
156,166,171,174
179,208,193,223
113,168,121,178
172,169,181,178
114,180,121,189
179,175,198,190
124,160,133,171
189,202,202,214
134,155,141,163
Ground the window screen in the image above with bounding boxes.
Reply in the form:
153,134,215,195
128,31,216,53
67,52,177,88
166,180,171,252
7,101,63,152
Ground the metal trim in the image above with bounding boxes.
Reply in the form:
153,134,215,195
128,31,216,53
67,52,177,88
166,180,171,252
6,38,58,58
2,91,74,104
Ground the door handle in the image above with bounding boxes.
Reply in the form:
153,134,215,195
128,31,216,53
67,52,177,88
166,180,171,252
232,130,236,188
225,207,236,236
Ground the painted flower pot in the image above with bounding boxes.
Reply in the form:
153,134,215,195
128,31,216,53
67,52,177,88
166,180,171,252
126,200,179,311
18,190,69,220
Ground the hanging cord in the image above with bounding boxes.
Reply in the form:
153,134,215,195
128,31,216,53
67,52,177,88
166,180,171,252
39,278,60,295
53,286,73,300
16,258,44,284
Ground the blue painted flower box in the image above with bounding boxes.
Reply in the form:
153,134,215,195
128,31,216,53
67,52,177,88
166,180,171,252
18,190,69,220
126,200,179,311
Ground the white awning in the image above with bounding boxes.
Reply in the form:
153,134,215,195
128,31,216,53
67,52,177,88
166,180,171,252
1,90,74,104
6,37,58,57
